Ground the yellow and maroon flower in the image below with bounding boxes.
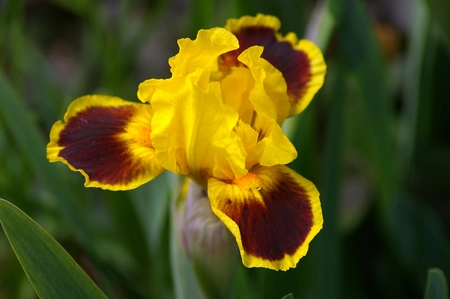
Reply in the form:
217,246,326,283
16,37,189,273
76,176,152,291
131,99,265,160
221,14,326,116
47,14,326,271
47,95,165,190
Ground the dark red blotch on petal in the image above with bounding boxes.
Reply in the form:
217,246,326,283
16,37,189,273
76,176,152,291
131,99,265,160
219,26,311,100
58,105,145,185
222,170,314,260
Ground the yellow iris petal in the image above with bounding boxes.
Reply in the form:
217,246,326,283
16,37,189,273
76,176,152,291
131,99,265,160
252,116,297,166
219,67,255,125
219,46,290,126
148,72,247,184
234,120,259,159
137,78,165,103
169,28,239,88
139,28,239,104
218,46,296,168
237,46,290,124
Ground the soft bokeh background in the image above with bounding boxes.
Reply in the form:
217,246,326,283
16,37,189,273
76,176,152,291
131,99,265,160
1,0,449,298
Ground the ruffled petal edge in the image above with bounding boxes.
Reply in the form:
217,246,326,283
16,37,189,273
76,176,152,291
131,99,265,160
47,95,165,190
208,165,323,271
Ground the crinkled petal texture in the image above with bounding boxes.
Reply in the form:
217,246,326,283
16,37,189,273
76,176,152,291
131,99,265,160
220,45,290,125
221,13,327,116
141,73,248,184
208,165,323,271
219,46,297,168
169,28,239,85
47,95,165,190
139,28,251,184
139,28,239,103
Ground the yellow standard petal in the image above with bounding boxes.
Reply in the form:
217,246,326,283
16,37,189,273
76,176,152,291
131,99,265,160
250,117,297,166
139,28,239,104
219,45,297,167
47,95,165,190
170,28,239,89
208,165,323,271
237,45,290,124
219,67,255,125
149,73,247,185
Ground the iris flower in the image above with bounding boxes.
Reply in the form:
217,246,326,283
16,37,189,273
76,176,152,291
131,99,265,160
47,14,326,271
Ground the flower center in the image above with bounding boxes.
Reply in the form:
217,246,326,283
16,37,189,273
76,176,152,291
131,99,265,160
127,125,153,147
232,172,262,191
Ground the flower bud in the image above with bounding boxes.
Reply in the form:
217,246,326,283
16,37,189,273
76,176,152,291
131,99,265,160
178,180,238,299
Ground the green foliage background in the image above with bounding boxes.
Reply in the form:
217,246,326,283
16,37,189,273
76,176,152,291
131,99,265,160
0,0,449,298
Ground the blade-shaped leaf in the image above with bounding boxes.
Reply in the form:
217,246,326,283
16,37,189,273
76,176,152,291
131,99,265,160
426,0,450,48
0,198,107,299
424,268,449,299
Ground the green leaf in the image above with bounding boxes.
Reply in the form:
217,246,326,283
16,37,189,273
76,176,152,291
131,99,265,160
425,268,449,299
335,0,396,204
400,0,431,183
390,194,450,293
0,198,107,299
305,0,335,52
426,0,450,48
0,69,93,250
315,54,345,299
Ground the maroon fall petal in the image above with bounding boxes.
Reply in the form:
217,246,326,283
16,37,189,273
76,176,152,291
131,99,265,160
220,168,314,261
219,26,311,100
58,105,145,186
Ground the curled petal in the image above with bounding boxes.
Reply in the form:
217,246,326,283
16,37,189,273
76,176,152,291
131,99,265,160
137,78,165,103
221,46,297,168
233,116,297,169
208,165,323,271
219,67,255,125
221,14,326,116
251,117,297,166
47,95,165,190
233,121,258,168
170,28,239,88
220,46,290,125
238,46,290,124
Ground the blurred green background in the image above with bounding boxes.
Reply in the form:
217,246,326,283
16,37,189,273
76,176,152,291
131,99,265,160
0,0,449,298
